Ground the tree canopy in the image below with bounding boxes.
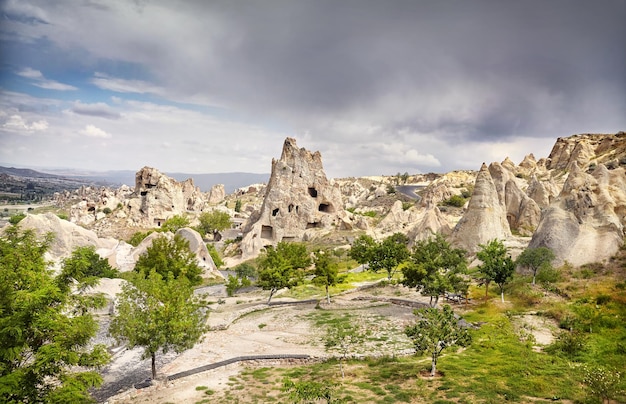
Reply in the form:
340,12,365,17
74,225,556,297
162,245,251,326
0,227,110,403
134,234,203,286
109,271,208,379
405,305,471,377
56,245,119,293
196,210,232,238
348,234,376,267
516,247,555,285
159,214,190,233
312,249,342,304
257,242,311,303
402,233,468,306
476,239,515,303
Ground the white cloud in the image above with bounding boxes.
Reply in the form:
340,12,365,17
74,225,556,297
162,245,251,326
80,124,111,138
16,67,78,91
91,72,163,95
2,114,49,134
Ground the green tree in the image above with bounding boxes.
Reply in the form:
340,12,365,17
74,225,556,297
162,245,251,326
234,262,257,280
109,271,208,380
312,249,342,304
405,305,471,377
348,234,376,268
516,246,555,285
476,239,515,303
8,212,25,225
402,233,468,307
324,314,364,378
0,227,110,403
127,230,154,246
160,214,190,233
206,243,224,268
134,234,203,286
282,377,340,403
369,233,410,280
257,242,310,304
196,210,232,239
234,199,242,213
56,245,119,292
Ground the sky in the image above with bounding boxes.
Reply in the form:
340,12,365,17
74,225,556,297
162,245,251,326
1,0,625,179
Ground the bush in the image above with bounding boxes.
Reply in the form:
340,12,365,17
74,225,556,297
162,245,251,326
128,230,153,246
9,213,26,225
102,207,112,215
441,195,466,207
536,266,562,284
546,330,586,358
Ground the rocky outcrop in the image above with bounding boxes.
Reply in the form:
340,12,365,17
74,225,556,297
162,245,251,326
18,212,117,262
488,162,541,236
67,185,133,226
546,132,626,171
208,184,226,204
529,162,626,266
239,138,350,259
126,167,208,227
376,200,453,243
451,163,511,253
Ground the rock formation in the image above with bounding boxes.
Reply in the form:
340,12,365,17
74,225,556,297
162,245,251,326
451,163,511,253
546,132,626,171
488,162,541,236
126,166,208,227
207,184,226,204
529,162,626,266
239,137,349,259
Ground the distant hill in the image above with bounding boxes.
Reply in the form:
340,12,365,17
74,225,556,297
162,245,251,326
3,167,269,194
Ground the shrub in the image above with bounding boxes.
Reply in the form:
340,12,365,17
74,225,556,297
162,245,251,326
102,207,112,215
8,213,26,225
582,365,624,403
441,194,466,207
546,330,586,358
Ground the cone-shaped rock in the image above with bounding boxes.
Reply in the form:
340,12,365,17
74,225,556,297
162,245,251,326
451,163,511,253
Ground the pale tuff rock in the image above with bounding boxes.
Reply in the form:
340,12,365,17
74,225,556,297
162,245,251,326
376,200,453,243
207,184,226,204
18,212,117,262
501,156,516,172
419,170,476,208
67,185,133,226
126,166,208,227
451,163,511,253
518,153,537,173
529,162,626,266
546,132,626,171
527,175,559,208
488,162,540,236
239,138,349,259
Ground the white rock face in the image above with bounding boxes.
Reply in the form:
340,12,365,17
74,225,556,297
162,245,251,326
18,212,117,261
529,163,626,266
240,137,350,259
451,163,512,253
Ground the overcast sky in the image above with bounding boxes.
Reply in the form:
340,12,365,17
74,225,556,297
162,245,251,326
1,0,624,178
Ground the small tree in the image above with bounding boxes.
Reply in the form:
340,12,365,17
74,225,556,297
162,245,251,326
402,233,468,307
257,242,311,303
56,245,119,292
109,272,208,380
312,249,342,304
282,378,339,403
234,199,242,213
134,234,203,286
405,305,471,377
476,239,515,302
324,315,365,378
369,233,410,280
197,210,232,239
516,247,555,285
206,243,224,268
160,214,190,233
348,234,376,269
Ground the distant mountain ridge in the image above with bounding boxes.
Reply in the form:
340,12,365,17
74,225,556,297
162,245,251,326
0,166,269,194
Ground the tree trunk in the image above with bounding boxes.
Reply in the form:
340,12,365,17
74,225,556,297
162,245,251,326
326,285,330,304
485,282,489,298
267,288,275,304
532,271,536,285
431,353,437,377
501,290,505,303
151,352,157,380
